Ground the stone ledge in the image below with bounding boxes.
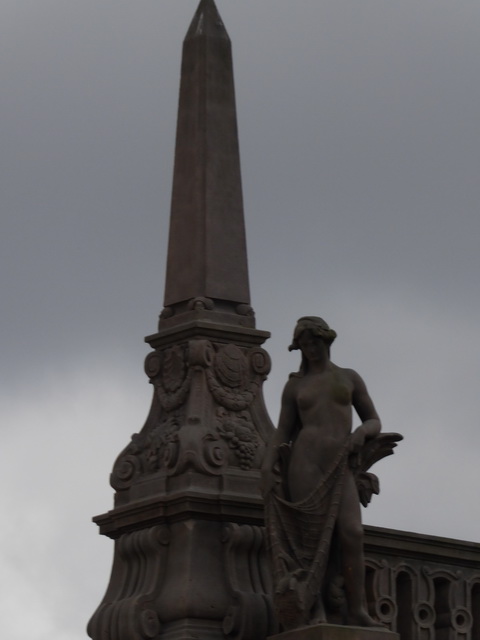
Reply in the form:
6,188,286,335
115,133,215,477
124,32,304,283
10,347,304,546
93,489,265,538
270,624,399,640
145,318,270,348
364,524,480,568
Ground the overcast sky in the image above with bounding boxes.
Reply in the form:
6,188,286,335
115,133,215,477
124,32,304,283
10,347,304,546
1,1,480,638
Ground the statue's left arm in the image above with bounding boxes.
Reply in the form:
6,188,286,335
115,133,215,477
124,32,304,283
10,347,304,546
348,369,381,452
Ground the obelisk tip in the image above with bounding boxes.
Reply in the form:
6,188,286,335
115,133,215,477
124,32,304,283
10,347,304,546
185,0,229,41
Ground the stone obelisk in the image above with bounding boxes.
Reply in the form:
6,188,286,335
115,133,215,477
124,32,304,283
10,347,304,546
88,2,275,640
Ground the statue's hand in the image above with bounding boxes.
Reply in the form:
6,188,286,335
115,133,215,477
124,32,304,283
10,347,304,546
349,427,366,453
261,468,278,497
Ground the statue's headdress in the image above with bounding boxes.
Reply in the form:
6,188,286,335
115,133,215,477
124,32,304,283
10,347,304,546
288,316,337,351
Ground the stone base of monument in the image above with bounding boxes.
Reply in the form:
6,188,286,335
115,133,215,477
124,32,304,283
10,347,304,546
270,624,399,640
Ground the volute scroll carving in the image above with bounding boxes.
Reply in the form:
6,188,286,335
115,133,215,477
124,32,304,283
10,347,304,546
221,523,275,640
202,432,227,469
110,407,184,490
249,347,271,378
145,352,162,379
88,525,168,640
188,339,215,368
112,336,272,490
111,454,143,491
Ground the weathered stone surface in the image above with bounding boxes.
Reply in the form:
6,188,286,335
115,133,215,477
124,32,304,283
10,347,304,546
89,1,480,639
88,2,275,640
262,317,402,630
269,624,399,640
363,526,480,640
270,624,400,640
163,0,250,321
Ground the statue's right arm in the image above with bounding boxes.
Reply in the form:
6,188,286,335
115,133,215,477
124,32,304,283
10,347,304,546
261,380,298,496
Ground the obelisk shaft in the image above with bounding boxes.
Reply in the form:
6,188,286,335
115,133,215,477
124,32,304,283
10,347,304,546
89,4,274,639
164,0,250,311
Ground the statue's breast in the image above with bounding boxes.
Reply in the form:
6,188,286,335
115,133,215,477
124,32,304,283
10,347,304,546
296,373,352,412
331,378,352,406
296,384,320,411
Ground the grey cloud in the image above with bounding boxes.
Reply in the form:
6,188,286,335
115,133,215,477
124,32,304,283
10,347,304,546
1,1,479,637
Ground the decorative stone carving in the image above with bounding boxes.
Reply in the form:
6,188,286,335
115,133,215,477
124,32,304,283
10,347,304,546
215,344,247,388
147,412,182,472
111,335,271,492
90,4,275,640
360,528,480,640
188,296,215,311
249,347,271,377
87,525,169,640
221,523,275,640
111,453,143,491
147,346,192,413
236,303,254,317
262,317,402,630
159,306,174,321
205,343,264,412
90,2,480,638
216,409,259,470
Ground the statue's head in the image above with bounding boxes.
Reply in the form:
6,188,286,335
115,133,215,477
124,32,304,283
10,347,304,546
288,316,337,352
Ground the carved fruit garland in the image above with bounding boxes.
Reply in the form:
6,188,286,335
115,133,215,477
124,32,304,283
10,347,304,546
216,409,258,470
206,344,261,469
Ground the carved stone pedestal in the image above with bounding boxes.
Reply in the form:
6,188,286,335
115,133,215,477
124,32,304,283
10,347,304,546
88,2,277,639
87,322,276,640
270,625,399,640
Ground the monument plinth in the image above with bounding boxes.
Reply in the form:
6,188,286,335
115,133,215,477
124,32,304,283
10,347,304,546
88,2,275,640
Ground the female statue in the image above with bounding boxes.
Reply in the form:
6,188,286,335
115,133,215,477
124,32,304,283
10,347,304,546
262,317,401,630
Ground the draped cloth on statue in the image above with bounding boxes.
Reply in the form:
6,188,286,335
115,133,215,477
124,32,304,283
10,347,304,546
264,440,351,630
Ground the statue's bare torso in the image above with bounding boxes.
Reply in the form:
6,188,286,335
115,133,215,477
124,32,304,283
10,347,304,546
286,364,357,501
